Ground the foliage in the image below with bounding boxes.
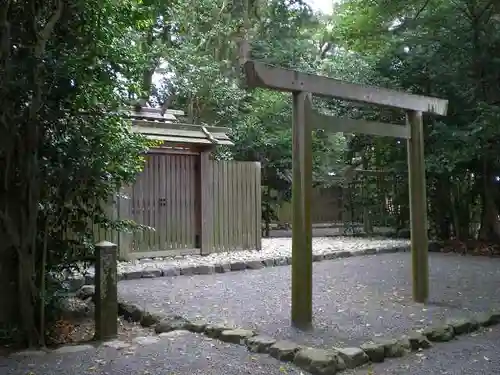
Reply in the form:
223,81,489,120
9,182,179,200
0,0,152,346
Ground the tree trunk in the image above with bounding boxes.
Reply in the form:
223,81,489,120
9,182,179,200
478,169,500,242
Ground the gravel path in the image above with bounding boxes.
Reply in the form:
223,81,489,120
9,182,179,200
345,326,500,375
118,252,500,348
0,332,303,375
82,237,409,278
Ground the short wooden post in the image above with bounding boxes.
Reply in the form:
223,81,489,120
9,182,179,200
291,91,313,329
94,241,118,341
406,110,429,302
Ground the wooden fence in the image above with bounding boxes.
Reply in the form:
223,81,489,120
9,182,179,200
274,187,343,225
99,154,261,259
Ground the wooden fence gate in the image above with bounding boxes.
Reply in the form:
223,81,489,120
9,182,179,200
115,155,261,259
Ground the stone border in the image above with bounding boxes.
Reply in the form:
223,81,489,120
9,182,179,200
117,299,500,374
77,245,413,286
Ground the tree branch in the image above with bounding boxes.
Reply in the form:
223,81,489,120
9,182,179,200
34,0,64,57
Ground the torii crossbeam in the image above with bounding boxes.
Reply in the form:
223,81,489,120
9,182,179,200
241,58,448,329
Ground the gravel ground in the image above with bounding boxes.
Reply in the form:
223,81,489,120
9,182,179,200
0,332,303,375
118,252,500,348
80,237,409,278
345,326,500,375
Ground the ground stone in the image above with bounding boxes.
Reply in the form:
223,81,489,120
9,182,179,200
205,323,235,339
76,284,95,300
294,347,344,375
334,347,369,368
220,329,256,344
446,318,479,335
274,257,289,266
336,251,352,258
230,262,247,271
360,342,385,363
323,253,338,260
10,350,47,357
119,303,144,322
245,335,277,353
360,248,377,255
193,265,215,275
154,315,190,333
54,344,94,354
489,310,500,325
159,330,191,338
406,332,432,350
214,263,231,273
124,271,144,280
132,336,160,345
312,254,324,262
269,340,302,362
376,338,410,358
262,258,275,267
423,325,455,342
246,260,265,270
180,266,195,276
102,340,131,350
162,266,181,277
141,268,163,278
140,311,164,327
474,312,497,327
185,320,208,333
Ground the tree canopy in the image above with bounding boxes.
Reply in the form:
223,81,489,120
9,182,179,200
1,0,499,346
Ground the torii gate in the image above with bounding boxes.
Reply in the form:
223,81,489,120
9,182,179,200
239,45,448,330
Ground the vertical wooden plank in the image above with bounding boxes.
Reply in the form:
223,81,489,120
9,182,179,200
187,155,195,249
237,162,244,249
153,155,159,249
174,155,180,249
179,155,186,248
229,162,237,249
159,154,166,250
166,155,173,250
407,110,429,303
246,163,254,249
200,151,214,254
291,91,313,329
254,161,262,250
216,162,224,252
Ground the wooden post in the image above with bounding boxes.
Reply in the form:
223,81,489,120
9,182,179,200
199,150,214,254
407,110,429,302
94,241,118,341
291,91,313,329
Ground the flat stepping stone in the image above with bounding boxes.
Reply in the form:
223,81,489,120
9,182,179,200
102,340,131,350
205,323,235,339
406,332,432,350
220,329,256,344
423,325,455,342
159,330,191,338
245,335,277,353
294,347,345,374
360,342,385,363
446,317,479,335
155,316,190,333
269,340,301,362
54,344,94,354
334,347,369,369
132,336,160,345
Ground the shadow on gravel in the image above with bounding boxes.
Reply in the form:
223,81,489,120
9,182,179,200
118,252,500,348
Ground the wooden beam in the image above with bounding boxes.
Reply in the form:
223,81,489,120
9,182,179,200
244,61,448,116
310,112,410,139
407,110,429,302
291,91,313,329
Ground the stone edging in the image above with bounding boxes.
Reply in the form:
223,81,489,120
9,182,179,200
118,299,499,374
79,245,413,286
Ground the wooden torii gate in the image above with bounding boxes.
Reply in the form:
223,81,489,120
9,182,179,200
239,45,448,329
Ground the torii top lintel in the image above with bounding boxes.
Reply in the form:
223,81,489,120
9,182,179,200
243,60,448,116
